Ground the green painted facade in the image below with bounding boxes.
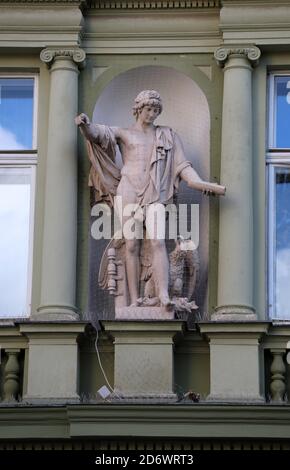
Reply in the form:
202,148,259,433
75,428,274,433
1,0,290,445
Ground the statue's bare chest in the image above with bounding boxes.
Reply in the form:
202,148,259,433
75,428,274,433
121,131,155,161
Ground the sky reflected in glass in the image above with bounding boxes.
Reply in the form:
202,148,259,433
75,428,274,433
0,168,31,317
0,78,34,150
275,76,290,148
274,167,290,319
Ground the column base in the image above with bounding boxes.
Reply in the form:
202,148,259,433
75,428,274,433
212,304,257,321
34,304,79,321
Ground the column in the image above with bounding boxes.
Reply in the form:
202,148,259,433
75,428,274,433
36,48,86,320
213,46,261,321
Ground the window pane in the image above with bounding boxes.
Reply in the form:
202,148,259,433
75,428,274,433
0,168,31,317
273,76,290,148
0,78,34,150
273,167,290,319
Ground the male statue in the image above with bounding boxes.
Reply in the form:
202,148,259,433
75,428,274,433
75,90,225,309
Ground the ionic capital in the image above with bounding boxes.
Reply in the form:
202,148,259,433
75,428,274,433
214,46,261,68
40,48,86,69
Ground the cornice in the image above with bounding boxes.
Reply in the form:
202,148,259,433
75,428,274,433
88,1,221,9
1,405,290,441
0,0,87,4
221,0,290,4
214,45,261,66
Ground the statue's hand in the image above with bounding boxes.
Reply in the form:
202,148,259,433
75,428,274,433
75,113,90,126
199,182,226,196
203,188,217,197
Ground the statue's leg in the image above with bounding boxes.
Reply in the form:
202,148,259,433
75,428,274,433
149,239,174,308
125,239,141,305
145,203,174,309
116,178,141,306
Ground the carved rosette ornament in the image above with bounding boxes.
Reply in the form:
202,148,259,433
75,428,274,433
40,48,86,68
214,46,261,67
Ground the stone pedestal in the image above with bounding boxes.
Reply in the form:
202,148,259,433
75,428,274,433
199,322,269,402
115,306,174,320
20,322,86,402
102,320,184,401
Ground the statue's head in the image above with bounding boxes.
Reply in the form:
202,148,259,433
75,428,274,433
133,90,163,119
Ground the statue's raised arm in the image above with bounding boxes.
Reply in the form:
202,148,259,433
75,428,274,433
75,113,121,207
75,113,118,146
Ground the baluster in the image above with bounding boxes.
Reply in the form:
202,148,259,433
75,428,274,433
270,349,286,402
3,349,20,401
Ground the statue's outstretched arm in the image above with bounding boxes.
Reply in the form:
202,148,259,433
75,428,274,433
174,133,226,196
180,166,226,196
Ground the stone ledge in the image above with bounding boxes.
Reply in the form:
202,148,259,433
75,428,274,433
199,321,269,336
2,404,290,440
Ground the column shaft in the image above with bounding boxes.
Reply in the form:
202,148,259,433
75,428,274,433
37,49,85,320
214,47,260,320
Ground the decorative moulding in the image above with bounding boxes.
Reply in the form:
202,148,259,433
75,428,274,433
221,0,288,4
88,1,221,9
0,0,221,5
0,0,86,4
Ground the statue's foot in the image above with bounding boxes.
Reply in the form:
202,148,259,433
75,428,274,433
134,297,161,307
172,297,199,313
142,297,159,307
129,298,142,307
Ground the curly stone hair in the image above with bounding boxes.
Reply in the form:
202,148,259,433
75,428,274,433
132,90,163,118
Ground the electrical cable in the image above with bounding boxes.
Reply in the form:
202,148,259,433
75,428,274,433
94,321,121,399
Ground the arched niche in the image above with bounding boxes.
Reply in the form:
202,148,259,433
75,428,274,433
88,65,210,320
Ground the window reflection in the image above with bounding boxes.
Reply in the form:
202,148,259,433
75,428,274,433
0,168,31,317
274,76,290,148
274,167,290,318
0,78,34,150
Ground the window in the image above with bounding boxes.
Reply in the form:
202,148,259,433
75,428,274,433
268,73,290,319
0,76,37,318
